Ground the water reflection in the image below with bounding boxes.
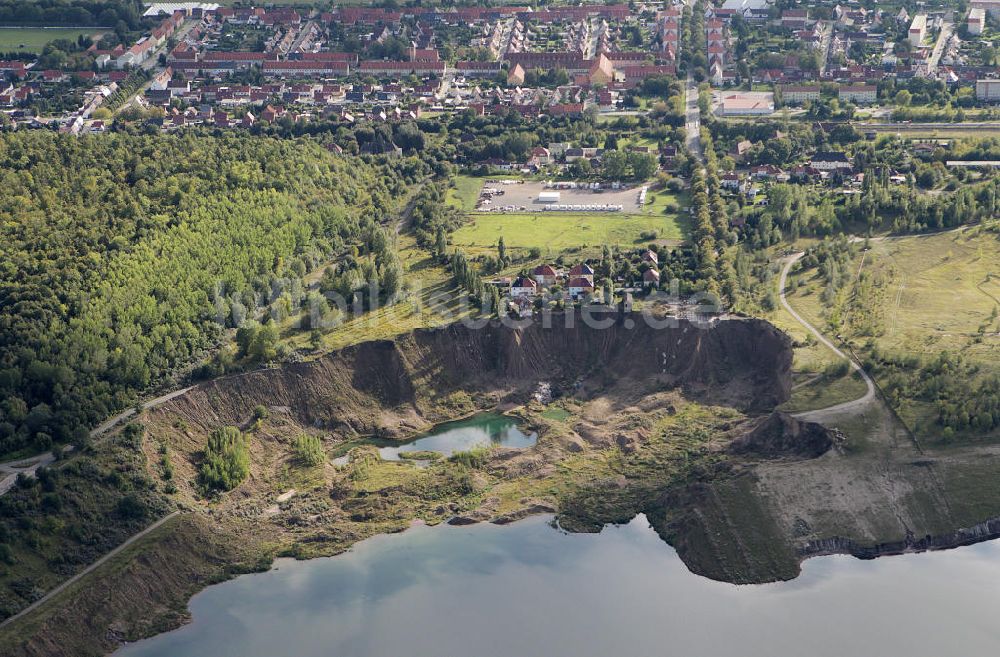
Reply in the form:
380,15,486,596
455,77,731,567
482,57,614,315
117,514,1000,657
377,413,537,460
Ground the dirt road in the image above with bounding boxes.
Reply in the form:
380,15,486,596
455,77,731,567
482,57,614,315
0,386,194,498
778,252,877,422
0,511,182,631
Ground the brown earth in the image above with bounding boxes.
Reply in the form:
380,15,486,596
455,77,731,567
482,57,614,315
156,313,792,441
2,314,845,657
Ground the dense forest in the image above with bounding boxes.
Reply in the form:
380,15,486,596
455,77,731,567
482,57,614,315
0,0,145,28
0,132,403,457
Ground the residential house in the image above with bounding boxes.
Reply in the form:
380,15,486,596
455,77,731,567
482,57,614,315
838,84,877,105
780,84,820,105
511,276,538,298
810,151,853,171
532,264,559,287
729,139,754,160
642,268,660,287
567,277,595,299
568,263,595,282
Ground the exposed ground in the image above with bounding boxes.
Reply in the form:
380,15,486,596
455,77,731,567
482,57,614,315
5,305,1000,656
474,180,646,212
0,314,807,656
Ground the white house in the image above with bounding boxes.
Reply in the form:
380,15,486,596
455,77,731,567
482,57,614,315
838,84,877,105
908,14,927,45
567,277,595,299
968,7,986,35
977,79,1000,102
511,276,538,298
810,152,853,171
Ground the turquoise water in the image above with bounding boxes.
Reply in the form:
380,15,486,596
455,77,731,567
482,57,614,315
116,514,1000,657
377,413,537,460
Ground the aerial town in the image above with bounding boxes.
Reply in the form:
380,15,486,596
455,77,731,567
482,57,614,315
1,0,998,217
2,1,1000,655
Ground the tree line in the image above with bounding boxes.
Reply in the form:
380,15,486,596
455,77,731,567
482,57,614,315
0,132,401,458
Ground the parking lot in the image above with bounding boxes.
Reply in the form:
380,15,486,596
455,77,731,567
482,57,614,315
476,180,645,213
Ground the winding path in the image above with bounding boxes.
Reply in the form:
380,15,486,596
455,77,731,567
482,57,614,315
778,253,876,422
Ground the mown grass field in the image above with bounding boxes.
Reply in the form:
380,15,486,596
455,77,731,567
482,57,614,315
452,210,688,253
0,27,103,52
448,175,690,255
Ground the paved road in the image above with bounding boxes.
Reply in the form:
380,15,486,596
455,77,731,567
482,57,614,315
927,21,953,73
0,511,182,632
818,21,834,75
778,253,877,422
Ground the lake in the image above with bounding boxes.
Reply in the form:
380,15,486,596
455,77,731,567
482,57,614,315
116,514,1000,657
376,413,537,461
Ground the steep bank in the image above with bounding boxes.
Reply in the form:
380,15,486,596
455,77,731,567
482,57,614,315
0,315,815,656
157,314,791,439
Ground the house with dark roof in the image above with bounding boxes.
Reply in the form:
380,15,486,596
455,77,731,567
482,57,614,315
532,264,559,287
810,151,853,171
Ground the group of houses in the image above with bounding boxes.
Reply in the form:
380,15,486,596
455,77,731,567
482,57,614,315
495,252,662,310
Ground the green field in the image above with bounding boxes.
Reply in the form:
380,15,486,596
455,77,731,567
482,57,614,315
448,175,690,253
0,27,105,52
452,210,688,252
783,226,1000,439
786,228,1000,367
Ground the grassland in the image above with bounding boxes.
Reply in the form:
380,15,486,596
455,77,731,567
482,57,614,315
282,232,467,353
783,226,1000,437
786,228,999,367
766,258,869,412
452,210,688,254
0,27,104,52
448,175,690,256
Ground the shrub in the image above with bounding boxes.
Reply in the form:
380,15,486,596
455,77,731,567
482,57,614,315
824,360,851,378
199,427,250,493
117,493,146,520
294,434,326,467
449,446,491,469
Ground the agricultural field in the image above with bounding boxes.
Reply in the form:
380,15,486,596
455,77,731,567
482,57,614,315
0,27,103,52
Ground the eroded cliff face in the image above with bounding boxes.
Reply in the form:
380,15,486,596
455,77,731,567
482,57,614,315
157,314,792,438
3,315,829,657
